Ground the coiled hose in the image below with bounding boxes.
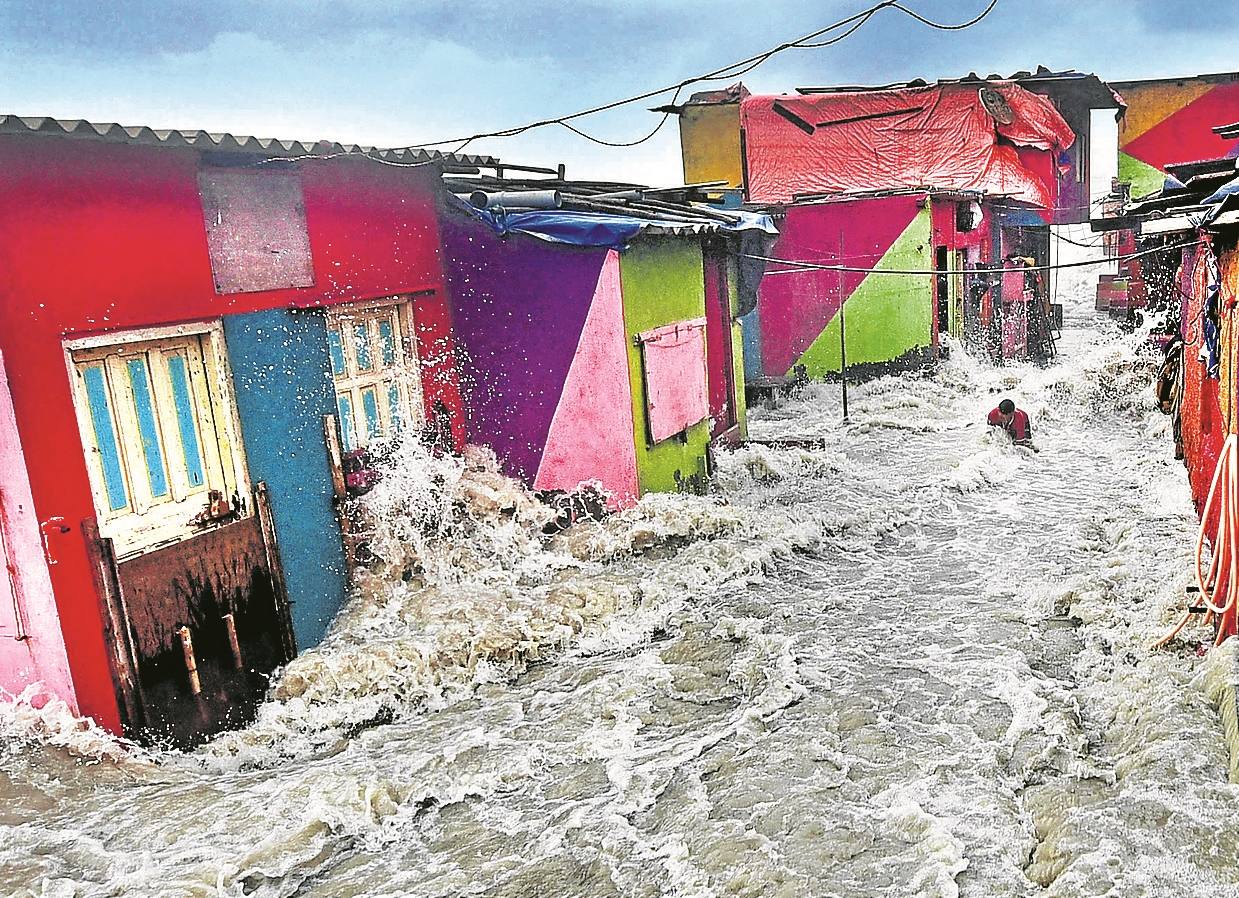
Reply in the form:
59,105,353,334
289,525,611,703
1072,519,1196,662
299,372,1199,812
1155,432,1239,649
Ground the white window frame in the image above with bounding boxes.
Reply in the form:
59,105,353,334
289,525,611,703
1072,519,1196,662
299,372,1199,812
63,321,250,559
325,297,425,451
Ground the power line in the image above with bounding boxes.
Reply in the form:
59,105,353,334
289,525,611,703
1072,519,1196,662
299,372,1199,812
558,6,887,147
743,238,1202,277
401,0,1000,153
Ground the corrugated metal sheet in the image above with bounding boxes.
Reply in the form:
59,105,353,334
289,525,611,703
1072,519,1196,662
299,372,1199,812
0,115,497,167
794,67,1121,109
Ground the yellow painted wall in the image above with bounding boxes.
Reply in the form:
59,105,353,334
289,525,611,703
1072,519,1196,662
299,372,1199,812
680,105,744,188
1117,81,1214,147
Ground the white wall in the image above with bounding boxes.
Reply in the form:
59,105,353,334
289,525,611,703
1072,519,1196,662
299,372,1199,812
1090,108,1120,219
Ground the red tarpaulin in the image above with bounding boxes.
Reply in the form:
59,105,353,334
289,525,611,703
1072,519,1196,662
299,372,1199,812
741,83,1076,206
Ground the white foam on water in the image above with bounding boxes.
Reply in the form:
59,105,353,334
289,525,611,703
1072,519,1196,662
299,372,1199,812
6,285,1239,897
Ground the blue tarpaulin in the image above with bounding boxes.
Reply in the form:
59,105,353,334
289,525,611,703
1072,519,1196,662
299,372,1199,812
1203,175,1239,206
450,194,777,250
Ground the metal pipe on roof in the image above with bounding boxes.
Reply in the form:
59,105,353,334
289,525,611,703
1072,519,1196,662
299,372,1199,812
635,197,738,223
590,189,645,201
470,189,562,210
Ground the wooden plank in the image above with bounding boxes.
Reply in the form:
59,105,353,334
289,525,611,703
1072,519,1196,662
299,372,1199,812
254,482,297,663
81,518,146,734
322,414,358,574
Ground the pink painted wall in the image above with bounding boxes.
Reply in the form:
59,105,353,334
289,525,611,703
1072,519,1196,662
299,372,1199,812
0,350,78,710
533,251,639,507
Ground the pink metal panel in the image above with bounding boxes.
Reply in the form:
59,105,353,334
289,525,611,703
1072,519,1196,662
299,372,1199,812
198,169,315,294
637,317,709,444
0,350,78,711
534,251,639,507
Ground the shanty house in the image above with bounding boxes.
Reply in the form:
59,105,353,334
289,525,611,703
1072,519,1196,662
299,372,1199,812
440,181,773,504
1111,72,1239,199
730,79,1074,371
0,116,488,743
1092,143,1239,638
750,188,1060,377
1092,148,1239,510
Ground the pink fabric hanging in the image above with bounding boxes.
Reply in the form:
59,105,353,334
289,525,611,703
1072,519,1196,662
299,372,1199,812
637,318,709,443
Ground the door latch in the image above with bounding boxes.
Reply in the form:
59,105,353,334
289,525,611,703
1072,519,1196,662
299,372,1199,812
39,517,71,566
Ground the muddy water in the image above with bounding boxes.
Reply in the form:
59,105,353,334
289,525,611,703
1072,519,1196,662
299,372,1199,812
4,292,1239,898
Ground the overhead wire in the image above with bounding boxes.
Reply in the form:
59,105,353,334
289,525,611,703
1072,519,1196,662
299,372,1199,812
399,0,1000,153
742,238,1203,277
558,5,894,147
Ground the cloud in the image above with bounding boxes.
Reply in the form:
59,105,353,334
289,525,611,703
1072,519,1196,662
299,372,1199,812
1,0,1238,184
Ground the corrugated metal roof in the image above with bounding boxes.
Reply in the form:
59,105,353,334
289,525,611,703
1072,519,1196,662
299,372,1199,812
664,68,1121,113
794,68,1121,109
0,115,498,167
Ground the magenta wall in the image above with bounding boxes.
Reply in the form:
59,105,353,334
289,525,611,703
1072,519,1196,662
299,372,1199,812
758,194,923,377
440,205,610,483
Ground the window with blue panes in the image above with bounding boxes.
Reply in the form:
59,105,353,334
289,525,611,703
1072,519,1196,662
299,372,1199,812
326,299,424,450
69,329,244,556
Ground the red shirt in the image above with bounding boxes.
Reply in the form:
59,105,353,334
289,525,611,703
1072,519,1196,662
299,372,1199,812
987,407,1032,441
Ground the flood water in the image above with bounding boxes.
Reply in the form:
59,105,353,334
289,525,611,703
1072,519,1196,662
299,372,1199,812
5,288,1239,898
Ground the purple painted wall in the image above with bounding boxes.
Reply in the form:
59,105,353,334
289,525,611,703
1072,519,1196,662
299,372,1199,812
440,206,609,483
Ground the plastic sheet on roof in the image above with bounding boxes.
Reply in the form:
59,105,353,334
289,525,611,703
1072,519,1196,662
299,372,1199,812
451,195,777,250
740,83,1075,207
1204,175,1239,205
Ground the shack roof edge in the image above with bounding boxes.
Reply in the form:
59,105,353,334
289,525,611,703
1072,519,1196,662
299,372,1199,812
0,114,499,167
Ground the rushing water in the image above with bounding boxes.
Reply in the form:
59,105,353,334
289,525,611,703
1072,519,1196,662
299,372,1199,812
5,288,1239,898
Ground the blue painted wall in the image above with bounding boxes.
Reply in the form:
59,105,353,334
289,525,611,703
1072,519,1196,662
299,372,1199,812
223,309,348,650
739,308,764,383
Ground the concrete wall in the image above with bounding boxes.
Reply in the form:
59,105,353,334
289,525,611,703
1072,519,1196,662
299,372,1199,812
755,194,935,378
1114,76,1239,198
442,210,641,506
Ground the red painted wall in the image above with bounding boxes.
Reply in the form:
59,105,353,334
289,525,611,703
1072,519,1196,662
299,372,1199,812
1015,146,1062,222
930,199,991,257
0,137,463,731
1179,244,1225,526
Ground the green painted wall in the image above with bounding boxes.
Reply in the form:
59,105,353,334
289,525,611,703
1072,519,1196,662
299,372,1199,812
619,238,713,496
727,254,748,440
797,207,933,373
1119,151,1169,200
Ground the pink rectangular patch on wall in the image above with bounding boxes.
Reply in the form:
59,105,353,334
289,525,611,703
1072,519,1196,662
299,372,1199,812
637,317,709,443
198,169,315,294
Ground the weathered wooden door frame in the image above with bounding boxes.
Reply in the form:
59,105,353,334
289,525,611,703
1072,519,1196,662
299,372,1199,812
82,480,295,741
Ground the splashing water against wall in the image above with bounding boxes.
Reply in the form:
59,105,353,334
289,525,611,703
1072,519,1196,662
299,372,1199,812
2,284,1238,897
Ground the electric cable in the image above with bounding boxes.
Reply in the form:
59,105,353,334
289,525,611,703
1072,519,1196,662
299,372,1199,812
394,0,1000,151
742,238,1203,277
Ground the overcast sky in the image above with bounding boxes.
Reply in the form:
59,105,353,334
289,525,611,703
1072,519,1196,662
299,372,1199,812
1,0,1236,183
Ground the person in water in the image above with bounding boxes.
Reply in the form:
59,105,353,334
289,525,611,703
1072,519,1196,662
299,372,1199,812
987,398,1033,445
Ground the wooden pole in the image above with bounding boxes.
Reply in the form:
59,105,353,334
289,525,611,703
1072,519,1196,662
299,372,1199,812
222,613,243,670
178,626,201,695
839,231,849,423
